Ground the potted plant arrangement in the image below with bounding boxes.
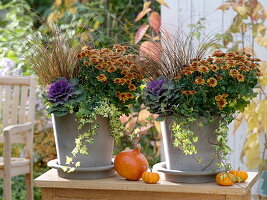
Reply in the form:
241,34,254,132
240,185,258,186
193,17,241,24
138,36,261,183
27,26,144,179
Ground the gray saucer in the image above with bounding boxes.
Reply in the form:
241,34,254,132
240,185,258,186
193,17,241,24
48,159,115,179
153,162,220,183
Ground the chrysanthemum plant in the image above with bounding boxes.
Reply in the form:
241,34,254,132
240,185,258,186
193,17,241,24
27,24,144,171
139,32,261,169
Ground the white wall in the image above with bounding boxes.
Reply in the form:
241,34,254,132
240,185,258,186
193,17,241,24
161,0,267,171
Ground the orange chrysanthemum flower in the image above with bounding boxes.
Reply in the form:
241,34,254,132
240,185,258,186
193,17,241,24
182,90,196,95
118,93,128,102
237,74,245,82
217,98,227,110
190,90,196,95
215,59,223,64
184,70,193,76
206,78,217,87
125,73,134,80
198,66,209,73
121,70,130,76
95,65,104,70
128,84,136,91
96,74,107,82
125,92,134,99
124,79,131,85
207,57,214,62
107,66,117,73
114,78,124,85
195,78,205,85
182,91,191,95
215,95,222,101
240,66,250,72
191,66,198,71
229,69,239,77
249,62,257,69
210,65,220,72
216,75,223,80
221,65,229,70
174,75,182,80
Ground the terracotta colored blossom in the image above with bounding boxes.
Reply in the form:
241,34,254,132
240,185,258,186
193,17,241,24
215,95,223,101
222,94,229,98
198,66,209,73
206,78,217,87
195,78,205,85
182,90,196,95
114,78,124,85
237,74,245,82
107,66,117,73
210,65,220,72
174,75,182,79
128,84,137,91
96,74,107,82
216,75,223,80
221,65,229,70
217,98,227,110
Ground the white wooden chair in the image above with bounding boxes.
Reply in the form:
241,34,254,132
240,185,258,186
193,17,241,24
0,76,36,200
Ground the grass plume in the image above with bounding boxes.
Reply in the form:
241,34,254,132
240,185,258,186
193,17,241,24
25,22,90,86
138,28,218,79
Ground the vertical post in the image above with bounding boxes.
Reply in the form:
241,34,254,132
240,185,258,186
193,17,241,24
3,130,12,200
25,126,34,200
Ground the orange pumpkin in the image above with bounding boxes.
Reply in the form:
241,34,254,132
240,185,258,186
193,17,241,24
142,171,160,184
216,172,236,186
229,168,248,182
114,145,149,180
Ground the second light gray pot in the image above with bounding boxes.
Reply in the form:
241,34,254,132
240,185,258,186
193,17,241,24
161,116,220,172
52,113,114,178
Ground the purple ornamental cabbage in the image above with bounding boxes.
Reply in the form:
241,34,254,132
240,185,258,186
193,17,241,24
147,79,167,96
46,78,74,103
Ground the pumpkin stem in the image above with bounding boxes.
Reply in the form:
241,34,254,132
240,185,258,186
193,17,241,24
150,167,153,172
134,144,141,153
238,167,240,171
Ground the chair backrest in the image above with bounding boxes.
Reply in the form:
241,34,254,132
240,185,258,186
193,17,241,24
0,76,37,131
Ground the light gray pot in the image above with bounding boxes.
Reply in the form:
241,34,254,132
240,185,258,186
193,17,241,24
160,115,220,172
51,113,115,179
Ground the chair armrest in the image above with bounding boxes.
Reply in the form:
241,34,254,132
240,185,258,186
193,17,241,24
3,122,34,135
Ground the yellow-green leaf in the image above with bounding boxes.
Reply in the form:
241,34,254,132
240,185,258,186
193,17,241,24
237,6,248,16
66,156,73,165
135,8,152,22
256,37,267,47
67,6,77,14
217,3,230,11
68,167,76,173
156,0,169,8
242,133,261,170
93,20,101,30
75,161,81,168
54,0,62,6
143,1,151,10
233,113,243,134
62,166,68,172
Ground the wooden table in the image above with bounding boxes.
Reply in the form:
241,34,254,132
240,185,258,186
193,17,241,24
35,169,258,200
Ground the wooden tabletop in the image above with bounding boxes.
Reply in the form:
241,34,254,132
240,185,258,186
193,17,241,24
35,169,258,195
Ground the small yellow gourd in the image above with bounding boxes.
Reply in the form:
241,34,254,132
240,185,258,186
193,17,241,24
142,171,160,184
229,168,248,182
